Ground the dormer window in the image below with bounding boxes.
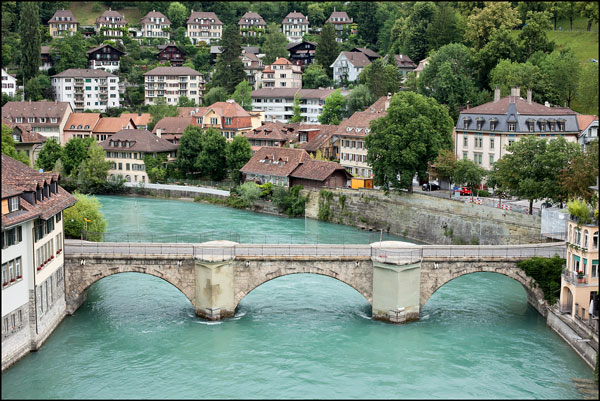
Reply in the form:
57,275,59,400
8,196,19,212
70,124,76,129
109,140,114,147
489,118,497,131
85,125,90,129
548,120,556,131
526,119,535,132
77,125,83,129
558,119,566,131
508,122,516,132
463,117,472,129
476,118,484,130
538,119,547,131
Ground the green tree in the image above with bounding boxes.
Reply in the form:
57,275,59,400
191,44,212,75
143,153,168,183
290,93,303,123
212,24,247,94
50,32,89,74
358,58,400,99
261,22,288,65
177,96,196,107
63,192,107,241
177,125,203,175
489,59,543,99
167,2,188,30
365,91,454,193
196,128,227,180
476,27,522,89
519,11,554,60
302,63,332,89
314,23,339,79
239,181,261,207
307,3,326,27
35,137,63,171
578,1,599,31
393,2,437,63
203,86,229,106
465,2,521,50
347,2,379,46
575,62,599,114
488,136,580,214
24,74,52,101
62,137,94,177
1,123,30,166
534,49,581,108
561,2,579,31
225,135,252,184
452,159,487,195
559,140,598,203
347,84,375,115
426,2,465,52
431,148,457,196
318,89,347,125
232,80,253,111
19,2,41,83
75,140,112,193
147,98,178,131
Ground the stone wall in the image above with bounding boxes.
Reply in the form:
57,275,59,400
546,308,598,369
304,188,542,245
1,304,31,372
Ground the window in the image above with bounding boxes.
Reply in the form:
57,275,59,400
225,117,232,125
463,152,468,160
9,196,19,212
489,154,494,166
56,211,62,223
476,120,484,130
474,136,483,148
584,230,589,248
508,122,516,132
463,136,468,147
490,138,494,149
592,262,598,278
593,232,598,250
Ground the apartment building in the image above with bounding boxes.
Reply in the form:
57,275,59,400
99,129,178,183
282,11,309,43
455,87,580,170
2,101,73,144
326,9,354,42
144,66,204,106
194,100,253,141
330,51,371,85
51,69,120,112
95,8,127,39
86,44,125,73
258,58,302,89
335,95,389,178
241,52,263,89
251,88,336,124
1,154,76,371
48,9,78,37
187,11,222,45
1,69,17,98
140,10,170,40
238,12,266,37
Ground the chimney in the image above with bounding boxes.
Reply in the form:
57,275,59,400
527,89,532,104
156,128,161,138
138,107,141,116
494,87,500,103
385,93,392,110
544,101,550,108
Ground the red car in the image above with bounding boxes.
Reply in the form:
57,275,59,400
454,187,472,196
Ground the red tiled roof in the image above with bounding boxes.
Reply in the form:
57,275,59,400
141,11,170,25
152,117,193,135
463,96,578,115
273,57,292,65
283,12,309,24
2,101,72,124
64,113,101,131
393,54,416,68
240,147,311,177
187,11,222,25
206,101,252,129
3,118,47,144
93,117,136,133
327,11,352,24
238,12,266,26
335,97,387,138
576,114,598,132
290,159,351,181
121,113,152,127
178,107,209,118
341,52,371,68
244,122,289,141
48,9,78,24
99,129,178,153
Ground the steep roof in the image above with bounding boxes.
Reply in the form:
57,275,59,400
335,97,388,138
2,101,71,121
327,11,352,24
283,12,309,24
64,113,101,131
352,47,381,59
120,113,152,127
177,107,209,118
152,117,193,135
414,58,429,73
144,66,202,76
272,57,293,65
240,147,311,177
2,118,47,144
238,12,266,26
140,10,170,25
244,122,289,141
290,159,351,181
96,9,127,24
48,9,78,24
99,129,178,153
576,114,598,132
187,11,222,25
2,154,76,229
340,52,371,68
207,100,251,119
86,44,125,56
298,125,338,152
464,96,578,115
52,68,117,78
93,117,136,133
286,41,317,50
243,46,260,54
392,54,416,68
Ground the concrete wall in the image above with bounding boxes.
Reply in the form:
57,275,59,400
546,308,598,369
304,188,542,245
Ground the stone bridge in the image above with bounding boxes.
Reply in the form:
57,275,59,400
64,240,565,323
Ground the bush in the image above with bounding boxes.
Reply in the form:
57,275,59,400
239,182,261,207
63,192,107,241
516,256,564,305
567,198,592,224
272,185,307,217
476,189,490,197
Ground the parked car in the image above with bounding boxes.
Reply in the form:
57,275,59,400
422,182,440,191
453,187,472,196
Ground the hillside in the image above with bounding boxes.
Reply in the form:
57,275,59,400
69,1,142,26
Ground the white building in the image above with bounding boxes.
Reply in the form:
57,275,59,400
330,52,371,85
1,101,73,144
282,11,309,43
51,69,120,112
95,8,127,40
238,11,266,37
1,154,76,371
144,66,204,106
1,69,17,98
140,10,170,40
251,88,336,124
258,58,302,89
186,11,222,45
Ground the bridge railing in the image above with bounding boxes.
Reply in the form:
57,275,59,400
421,244,565,259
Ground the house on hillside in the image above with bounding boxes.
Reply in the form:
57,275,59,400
140,10,170,40
143,66,204,106
327,9,354,42
156,44,185,67
2,69,17,97
351,47,381,62
238,12,266,37
48,9,78,37
2,101,73,144
92,116,136,142
243,122,290,152
258,58,302,89
2,117,46,166
282,11,309,43
576,114,599,149
187,11,222,45
95,8,127,40
330,51,371,85
286,41,316,69
385,54,417,82
87,44,125,72
120,113,152,131
51,68,120,112
152,116,194,145
194,100,253,141
40,47,54,72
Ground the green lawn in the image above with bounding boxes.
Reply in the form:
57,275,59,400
547,30,599,64
69,1,142,27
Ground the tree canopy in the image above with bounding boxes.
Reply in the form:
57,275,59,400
318,90,347,125
2,123,30,166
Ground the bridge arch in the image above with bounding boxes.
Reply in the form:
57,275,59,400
419,261,547,316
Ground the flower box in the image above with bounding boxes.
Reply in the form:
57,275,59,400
10,278,15,282
37,266,42,271
17,275,22,279
2,282,7,286
51,256,54,259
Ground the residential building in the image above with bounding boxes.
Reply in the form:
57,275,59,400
2,69,17,98
251,88,336,124
456,87,580,170
243,122,290,152
241,52,264,89
120,113,152,131
576,114,599,149
51,69,120,112
95,8,127,40
282,11,309,43
240,147,350,189
48,9,78,37
2,118,46,167
286,41,316,70
1,154,77,372
99,129,178,183
187,11,222,45
561,190,599,326
335,95,389,178
297,124,339,160
387,54,417,82
238,12,266,37
143,66,204,106
140,10,170,40
152,116,194,145
194,100,253,141
92,116,136,142
414,57,429,78
330,52,371,85
62,113,100,144
177,106,208,119
156,44,185,67
2,101,73,143
258,58,302,89
326,9,354,42
40,47,54,72
87,44,125,72
248,110,265,129
351,47,381,62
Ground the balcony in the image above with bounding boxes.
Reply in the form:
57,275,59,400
562,269,591,286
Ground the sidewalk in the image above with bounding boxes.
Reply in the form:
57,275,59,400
124,182,230,197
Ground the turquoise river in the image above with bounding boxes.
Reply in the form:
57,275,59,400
1,195,594,399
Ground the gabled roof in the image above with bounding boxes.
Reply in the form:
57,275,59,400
64,113,101,131
96,9,127,24
244,122,289,141
238,12,266,26
86,44,126,56
48,9,78,24
251,88,335,100
121,113,152,127
290,159,351,181
352,47,381,59
52,68,118,78
240,147,311,177
339,52,371,68
2,154,76,230
392,54,416,68
93,117,136,133
2,118,47,144
207,100,251,119
576,114,598,132
327,11,352,24
2,101,72,121
334,97,388,138
297,125,338,152
272,57,293,65
177,107,209,118
283,12,309,24
157,43,183,52
187,11,222,25
99,129,178,153
144,66,202,76
463,96,578,115
141,10,170,25
414,58,429,72
286,41,317,50
152,117,193,135
243,46,260,54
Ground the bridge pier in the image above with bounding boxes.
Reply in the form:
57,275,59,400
371,261,421,324
194,260,236,320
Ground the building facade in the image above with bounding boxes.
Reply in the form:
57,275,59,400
286,41,316,69
51,69,120,112
63,113,100,144
251,88,336,124
455,87,580,170
238,12,266,37
156,44,185,67
258,58,302,89
87,44,125,73
2,118,47,166
330,52,371,85
1,69,17,98
2,101,73,144
282,11,309,43
40,47,54,72
576,114,599,149
193,100,253,142
2,154,76,372
140,10,170,40
186,11,222,45
388,54,417,82
144,66,204,106
95,9,127,39
92,116,136,142
241,52,264,89
48,9,78,37
326,9,354,42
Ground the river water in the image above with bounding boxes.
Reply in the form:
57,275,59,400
1,195,593,399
